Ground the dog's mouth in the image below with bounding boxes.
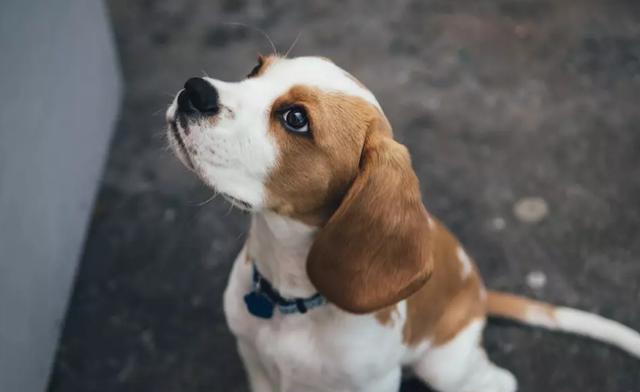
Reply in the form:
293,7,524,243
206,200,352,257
168,119,194,169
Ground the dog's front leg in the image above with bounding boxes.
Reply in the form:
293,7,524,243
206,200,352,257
237,340,274,392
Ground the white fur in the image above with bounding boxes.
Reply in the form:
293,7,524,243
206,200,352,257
479,286,488,302
521,304,640,357
456,246,473,279
248,211,318,298
553,308,640,357
524,306,557,329
166,80,278,208
166,57,378,209
427,216,436,230
224,214,409,392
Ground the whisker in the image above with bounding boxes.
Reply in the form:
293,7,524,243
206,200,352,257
224,200,235,216
284,31,303,58
152,107,167,116
195,192,219,206
235,230,246,241
223,22,278,55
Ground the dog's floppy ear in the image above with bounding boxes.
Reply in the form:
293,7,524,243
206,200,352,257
307,126,433,314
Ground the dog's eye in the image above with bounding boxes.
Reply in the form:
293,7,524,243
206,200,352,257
281,107,309,134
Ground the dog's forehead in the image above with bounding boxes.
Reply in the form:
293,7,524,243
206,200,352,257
260,56,381,109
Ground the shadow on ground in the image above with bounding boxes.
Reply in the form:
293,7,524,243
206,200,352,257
49,1,640,391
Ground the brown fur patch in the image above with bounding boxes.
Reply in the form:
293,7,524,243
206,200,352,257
401,219,486,346
375,305,399,326
487,290,555,322
261,78,485,337
264,85,387,225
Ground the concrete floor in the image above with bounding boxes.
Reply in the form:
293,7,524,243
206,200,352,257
49,1,640,391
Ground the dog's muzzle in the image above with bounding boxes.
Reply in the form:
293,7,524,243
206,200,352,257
167,77,219,169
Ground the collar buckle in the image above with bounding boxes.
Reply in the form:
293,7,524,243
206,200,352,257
245,263,326,319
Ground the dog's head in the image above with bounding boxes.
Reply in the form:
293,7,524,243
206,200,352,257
166,55,433,313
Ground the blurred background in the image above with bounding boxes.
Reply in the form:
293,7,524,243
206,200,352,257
1,1,639,392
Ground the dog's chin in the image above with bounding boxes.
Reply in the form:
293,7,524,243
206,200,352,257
166,119,255,213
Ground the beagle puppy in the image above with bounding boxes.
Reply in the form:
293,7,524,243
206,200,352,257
166,55,640,392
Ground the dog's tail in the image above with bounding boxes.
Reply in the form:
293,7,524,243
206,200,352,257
486,290,640,358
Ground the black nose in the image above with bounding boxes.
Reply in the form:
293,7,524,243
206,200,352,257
178,77,219,114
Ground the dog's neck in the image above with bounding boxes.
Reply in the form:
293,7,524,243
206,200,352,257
247,211,319,298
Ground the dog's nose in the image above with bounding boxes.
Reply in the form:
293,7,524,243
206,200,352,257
178,77,219,114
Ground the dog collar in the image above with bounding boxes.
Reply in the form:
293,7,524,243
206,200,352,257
243,263,326,319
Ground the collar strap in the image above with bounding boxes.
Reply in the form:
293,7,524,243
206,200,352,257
243,263,326,319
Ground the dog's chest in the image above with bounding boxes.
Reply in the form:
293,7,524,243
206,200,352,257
223,257,408,391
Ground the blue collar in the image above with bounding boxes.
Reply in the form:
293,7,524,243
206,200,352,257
243,263,326,319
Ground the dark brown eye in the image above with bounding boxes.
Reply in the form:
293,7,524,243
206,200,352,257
247,58,264,78
280,107,309,134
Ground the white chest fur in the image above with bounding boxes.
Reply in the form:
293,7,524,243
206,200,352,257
222,213,412,392
221,213,520,392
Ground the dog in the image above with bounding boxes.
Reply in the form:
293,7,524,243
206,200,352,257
166,55,640,392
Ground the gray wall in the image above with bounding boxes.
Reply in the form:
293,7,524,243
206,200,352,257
0,1,121,391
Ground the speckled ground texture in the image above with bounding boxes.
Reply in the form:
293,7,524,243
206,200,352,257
48,1,640,391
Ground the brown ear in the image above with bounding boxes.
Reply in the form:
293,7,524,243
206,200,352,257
307,133,433,314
